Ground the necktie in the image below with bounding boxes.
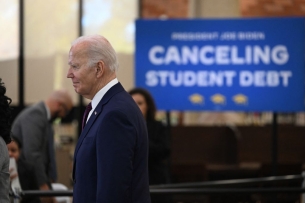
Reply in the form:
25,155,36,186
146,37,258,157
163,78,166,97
82,102,92,130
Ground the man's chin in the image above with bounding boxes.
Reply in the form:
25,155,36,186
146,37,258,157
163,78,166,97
74,88,83,96
73,87,79,93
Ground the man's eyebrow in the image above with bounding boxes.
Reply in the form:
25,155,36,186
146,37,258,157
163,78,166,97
68,62,78,66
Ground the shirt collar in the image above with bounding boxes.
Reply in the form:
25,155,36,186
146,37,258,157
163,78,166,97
91,78,118,111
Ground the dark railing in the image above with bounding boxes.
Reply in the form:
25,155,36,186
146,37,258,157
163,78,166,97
150,174,303,189
10,173,305,202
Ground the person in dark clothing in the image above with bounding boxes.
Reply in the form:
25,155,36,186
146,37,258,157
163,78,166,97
129,87,171,185
0,78,12,203
7,136,41,203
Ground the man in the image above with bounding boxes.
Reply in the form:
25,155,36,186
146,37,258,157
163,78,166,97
67,35,151,203
12,89,73,203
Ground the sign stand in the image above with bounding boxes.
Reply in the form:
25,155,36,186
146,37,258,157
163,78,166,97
272,112,278,176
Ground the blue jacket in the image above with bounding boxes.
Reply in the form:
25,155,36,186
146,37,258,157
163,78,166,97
72,83,151,203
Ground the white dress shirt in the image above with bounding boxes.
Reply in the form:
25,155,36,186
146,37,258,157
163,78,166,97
86,78,119,123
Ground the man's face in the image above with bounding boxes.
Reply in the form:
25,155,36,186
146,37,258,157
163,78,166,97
67,44,97,99
52,100,72,121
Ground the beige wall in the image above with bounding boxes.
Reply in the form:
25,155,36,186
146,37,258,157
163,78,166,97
117,53,134,92
0,0,136,106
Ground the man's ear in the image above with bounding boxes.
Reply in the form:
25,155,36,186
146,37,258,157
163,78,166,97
96,61,104,78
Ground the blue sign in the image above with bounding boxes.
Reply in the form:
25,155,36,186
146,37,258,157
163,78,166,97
135,18,305,112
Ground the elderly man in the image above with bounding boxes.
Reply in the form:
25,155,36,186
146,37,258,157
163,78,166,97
12,89,73,203
67,35,151,203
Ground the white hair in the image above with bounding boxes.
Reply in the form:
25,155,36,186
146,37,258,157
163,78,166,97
71,34,119,72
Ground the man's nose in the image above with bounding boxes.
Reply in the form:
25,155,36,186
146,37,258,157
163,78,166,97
67,68,73,78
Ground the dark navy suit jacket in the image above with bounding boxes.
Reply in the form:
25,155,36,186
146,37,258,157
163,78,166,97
72,83,151,203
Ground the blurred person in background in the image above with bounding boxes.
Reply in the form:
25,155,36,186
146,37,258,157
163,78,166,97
8,136,41,203
128,87,171,186
129,88,171,203
12,90,73,203
0,78,12,203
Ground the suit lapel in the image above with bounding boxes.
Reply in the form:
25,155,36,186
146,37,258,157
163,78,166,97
74,83,125,159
